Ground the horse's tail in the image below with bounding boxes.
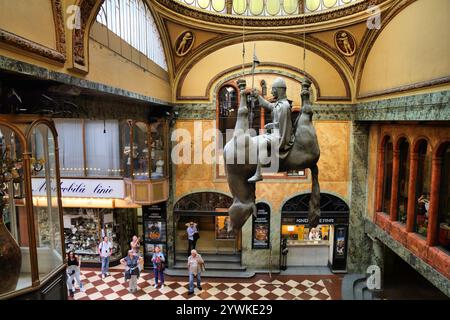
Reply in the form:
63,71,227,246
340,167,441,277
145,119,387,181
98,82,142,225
309,164,321,227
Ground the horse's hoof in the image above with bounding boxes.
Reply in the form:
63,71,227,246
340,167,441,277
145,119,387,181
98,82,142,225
248,175,263,183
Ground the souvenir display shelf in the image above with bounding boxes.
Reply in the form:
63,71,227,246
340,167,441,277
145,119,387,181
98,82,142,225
63,208,121,263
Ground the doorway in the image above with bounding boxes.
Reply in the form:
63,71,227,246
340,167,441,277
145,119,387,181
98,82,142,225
173,192,241,260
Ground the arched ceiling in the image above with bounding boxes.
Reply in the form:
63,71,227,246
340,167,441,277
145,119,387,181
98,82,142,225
177,38,352,101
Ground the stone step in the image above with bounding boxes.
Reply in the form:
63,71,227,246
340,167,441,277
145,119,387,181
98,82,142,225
165,268,255,278
175,253,241,263
341,274,367,300
172,262,247,271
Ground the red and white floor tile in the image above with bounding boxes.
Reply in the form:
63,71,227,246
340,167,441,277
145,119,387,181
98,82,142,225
71,268,341,300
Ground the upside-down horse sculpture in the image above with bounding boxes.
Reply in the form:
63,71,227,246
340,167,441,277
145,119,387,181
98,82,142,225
224,77,321,233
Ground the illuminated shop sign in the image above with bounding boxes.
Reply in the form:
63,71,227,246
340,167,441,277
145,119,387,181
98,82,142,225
32,178,125,199
294,217,348,225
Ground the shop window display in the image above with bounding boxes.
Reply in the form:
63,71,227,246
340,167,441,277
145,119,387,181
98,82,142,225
29,124,63,281
150,121,166,179
133,122,150,179
281,221,331,245
120,120,168,180
63,208,121,263
0,118,64,299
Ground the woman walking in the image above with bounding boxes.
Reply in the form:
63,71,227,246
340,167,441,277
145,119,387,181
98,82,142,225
152,246,165,289
66,251,84,297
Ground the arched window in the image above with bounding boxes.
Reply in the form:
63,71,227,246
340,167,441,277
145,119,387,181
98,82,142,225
382,137,393,214
218,85,238,147
437,142,450,251
96,0,167,70
414,140,432,237
397,138,410,223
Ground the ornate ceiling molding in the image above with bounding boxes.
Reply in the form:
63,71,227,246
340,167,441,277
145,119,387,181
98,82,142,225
175,34,353,101
177,62,326,102
154,0,389,28
0,0,66,63
72,0,102,73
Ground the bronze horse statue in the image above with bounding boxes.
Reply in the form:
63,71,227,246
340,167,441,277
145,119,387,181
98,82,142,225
223,78,320,233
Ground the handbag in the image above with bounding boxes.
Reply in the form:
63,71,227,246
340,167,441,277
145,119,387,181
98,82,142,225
193,232,200,240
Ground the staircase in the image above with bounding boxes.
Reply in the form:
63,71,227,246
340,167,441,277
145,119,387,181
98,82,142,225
341,274,377,300
165,252,255,278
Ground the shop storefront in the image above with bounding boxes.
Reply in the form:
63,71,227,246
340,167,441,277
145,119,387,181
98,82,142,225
173,193,239,258
32,178,139,266
46,116,170,266
281,193,349,273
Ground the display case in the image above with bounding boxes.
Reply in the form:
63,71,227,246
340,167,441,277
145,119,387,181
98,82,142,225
0,116,65,300
63,208,121,264
120,119,169,204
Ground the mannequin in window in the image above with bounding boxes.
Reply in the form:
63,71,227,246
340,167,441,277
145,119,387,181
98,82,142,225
417,193,430,228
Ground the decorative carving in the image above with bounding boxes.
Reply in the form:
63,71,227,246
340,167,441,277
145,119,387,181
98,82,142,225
282,193,349,213
0,0,66,63
52,0,66,57
175,31,195,57
334,30,356,57
155,0,388,27
0,31,65,63
72,0,99,67
176,35,352,101
174,192,233,212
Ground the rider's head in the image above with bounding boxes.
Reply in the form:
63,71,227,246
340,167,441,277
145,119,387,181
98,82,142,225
271,77,287,100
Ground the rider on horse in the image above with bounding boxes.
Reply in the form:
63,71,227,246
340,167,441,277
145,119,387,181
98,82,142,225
247,77,295,183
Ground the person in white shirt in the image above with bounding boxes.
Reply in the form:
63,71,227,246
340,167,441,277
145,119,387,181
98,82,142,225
187,249,204,295
186,222,199,255
98,236,112,279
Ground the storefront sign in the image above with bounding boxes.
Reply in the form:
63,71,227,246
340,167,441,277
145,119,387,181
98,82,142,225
32,178,125,199
294,217,348,225
252,203,270,249
143,203,167,219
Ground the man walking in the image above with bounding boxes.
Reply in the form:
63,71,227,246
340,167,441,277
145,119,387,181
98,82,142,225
187,249,204,295
98,236,112,279
186,221,199,255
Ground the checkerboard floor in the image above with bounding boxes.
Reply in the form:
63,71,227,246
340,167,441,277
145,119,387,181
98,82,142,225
71,268,341,300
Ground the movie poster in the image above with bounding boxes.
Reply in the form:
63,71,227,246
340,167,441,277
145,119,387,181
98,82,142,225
252,203,270,249
215,216,235,240
335,227,346,256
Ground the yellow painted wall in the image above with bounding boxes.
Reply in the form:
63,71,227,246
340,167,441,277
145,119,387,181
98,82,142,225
173,119,351,213
311,22,367,66
0,0,56,50
165,21,219,67
359,0,450,96
179,40,348,100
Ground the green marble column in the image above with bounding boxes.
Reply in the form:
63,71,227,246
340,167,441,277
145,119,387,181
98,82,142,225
347,122,372,273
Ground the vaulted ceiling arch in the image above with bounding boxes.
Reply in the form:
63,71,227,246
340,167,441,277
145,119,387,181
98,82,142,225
174,33,355,102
